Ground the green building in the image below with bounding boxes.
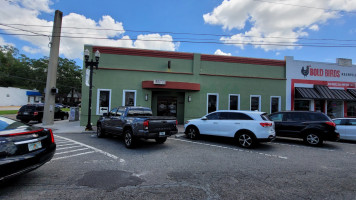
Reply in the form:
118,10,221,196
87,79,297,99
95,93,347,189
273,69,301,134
80,45,286,125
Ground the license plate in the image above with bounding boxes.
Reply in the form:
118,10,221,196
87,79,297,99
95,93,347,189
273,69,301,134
159,132,165,136
23,112,29,115
28,141,42,151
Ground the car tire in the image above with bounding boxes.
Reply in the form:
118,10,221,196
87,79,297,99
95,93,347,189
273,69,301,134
186,126,199,140
124,129,136,149
155,137,167,144
237,132,256,148
97,124,106,138
304,133,323,146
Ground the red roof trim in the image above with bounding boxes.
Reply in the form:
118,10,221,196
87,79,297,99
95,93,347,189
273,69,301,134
201,54,285,67
100,67,193,75
200,73,286,80
142,81,200,91
93,46,194,60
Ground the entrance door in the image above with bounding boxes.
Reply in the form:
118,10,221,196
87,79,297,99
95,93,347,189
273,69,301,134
157,96,177,117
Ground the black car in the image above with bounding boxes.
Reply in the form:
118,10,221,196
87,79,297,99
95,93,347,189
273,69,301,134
0,116,56,182
16,104,69,123
269,111,339,146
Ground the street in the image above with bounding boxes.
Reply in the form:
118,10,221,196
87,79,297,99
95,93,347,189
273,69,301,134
1,129,356,199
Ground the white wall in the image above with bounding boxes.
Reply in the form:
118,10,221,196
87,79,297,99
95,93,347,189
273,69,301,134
0,87,40,106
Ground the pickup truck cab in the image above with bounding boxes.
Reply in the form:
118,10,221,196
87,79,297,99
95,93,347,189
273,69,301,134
96,106,178,148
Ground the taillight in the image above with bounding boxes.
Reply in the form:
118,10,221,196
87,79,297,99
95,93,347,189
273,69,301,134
260,122,273,127
34,112,38,116
326,121,336,127
143,120,149,130
48,129,55,143
176,120,178,126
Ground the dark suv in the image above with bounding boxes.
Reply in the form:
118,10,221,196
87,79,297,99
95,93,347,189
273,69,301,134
269,111,339,146
16,104,69,123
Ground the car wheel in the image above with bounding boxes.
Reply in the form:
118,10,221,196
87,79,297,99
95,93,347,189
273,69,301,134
97,124,105,138
237,132,256,148
124,129,136,149
186,126,199,140
304,133,323,146
155,137,167,144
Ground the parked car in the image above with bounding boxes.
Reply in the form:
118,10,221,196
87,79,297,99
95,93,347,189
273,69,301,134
332,118,356,141
0,116,56,182
55,103,69,108
16,104,69,123
184,110,276,148
96,106,178,148
269,111,340,146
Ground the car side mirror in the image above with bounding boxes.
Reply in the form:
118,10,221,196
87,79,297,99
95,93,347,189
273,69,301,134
201,116,207,120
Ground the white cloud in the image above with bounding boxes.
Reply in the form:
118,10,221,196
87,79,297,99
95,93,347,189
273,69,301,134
0,37,14,47
309,25,319,31
214,49,231,56
22,46,41,54
204,0,356,51
0,0,177,60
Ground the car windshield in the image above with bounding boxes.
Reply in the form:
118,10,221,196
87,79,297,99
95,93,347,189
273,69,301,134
0,117,29,131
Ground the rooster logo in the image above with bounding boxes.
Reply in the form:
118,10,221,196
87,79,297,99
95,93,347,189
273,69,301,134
301,65,310,77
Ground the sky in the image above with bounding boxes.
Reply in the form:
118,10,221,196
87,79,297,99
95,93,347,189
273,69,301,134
0,0,356,67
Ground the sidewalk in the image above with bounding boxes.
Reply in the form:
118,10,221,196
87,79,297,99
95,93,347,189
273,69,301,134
0,106,21,111
40,120,185,135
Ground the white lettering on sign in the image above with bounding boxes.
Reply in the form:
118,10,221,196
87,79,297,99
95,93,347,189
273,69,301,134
154,80,166,85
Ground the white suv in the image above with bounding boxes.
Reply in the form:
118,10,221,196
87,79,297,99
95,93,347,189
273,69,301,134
184,110,276,148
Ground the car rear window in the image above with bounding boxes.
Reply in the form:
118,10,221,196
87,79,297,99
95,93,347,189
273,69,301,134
261,114,271,121
127,108,153,117
19,105,36,112
0,117,29,131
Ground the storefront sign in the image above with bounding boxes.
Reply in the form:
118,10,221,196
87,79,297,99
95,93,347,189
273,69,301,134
154,80,166,85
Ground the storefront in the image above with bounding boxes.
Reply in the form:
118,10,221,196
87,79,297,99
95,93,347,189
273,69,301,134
81,46,286,125
286,56,356,118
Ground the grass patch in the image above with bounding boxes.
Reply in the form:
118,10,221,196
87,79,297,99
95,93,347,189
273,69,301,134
0,110,18,115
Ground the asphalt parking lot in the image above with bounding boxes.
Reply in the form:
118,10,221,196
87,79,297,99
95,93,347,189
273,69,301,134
1,119,355,199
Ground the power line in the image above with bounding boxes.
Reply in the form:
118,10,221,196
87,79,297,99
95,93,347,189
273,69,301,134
1,31,356,48
1,23,356,43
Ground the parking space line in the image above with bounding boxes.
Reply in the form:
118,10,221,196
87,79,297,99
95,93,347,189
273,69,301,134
271,142,335,152
56,143,78,147
54,135,120,160
55,148,90,155
52,151,95,161
170,138,288,160
56,145,82,151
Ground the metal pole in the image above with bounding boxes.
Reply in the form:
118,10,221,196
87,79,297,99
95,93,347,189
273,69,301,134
86,61,94,131
43,10,63,125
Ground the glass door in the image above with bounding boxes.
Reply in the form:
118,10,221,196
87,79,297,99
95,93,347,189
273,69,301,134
157,96,177,117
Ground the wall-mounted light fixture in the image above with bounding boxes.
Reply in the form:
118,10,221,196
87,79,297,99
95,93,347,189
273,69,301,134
188,96,192,102
145,94,149,101
168,60,171,69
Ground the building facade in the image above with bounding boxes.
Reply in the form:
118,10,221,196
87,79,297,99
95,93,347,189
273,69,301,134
0,87,43,106
286,56,356,118
80,46,286,125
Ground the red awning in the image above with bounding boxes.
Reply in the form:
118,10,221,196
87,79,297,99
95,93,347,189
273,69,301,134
142,81,200,91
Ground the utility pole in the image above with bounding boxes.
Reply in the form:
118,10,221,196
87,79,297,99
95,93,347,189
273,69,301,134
43,10,63,125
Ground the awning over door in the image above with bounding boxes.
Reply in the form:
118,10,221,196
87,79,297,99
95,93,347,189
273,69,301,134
295,87,321,99
331,89,356,101
314,85,335,99
348,89,356,98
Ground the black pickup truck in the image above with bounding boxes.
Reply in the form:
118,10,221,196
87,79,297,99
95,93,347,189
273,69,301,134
96,106,178,148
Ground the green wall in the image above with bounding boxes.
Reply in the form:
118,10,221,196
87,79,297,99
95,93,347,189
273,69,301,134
81,45,286,126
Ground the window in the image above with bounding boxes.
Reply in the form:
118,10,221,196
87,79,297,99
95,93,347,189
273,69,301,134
123,90,136,106
109,108,118,116
207,93,219,114
206,112,219,120
250,95,261,111
333,119,342,125
270,113,283,122
127,108,153,117
294,100,310,111
348,119,356,125
97,89,111,115
270,96,281,114
307,113,330,121
229,94,240,110
315,100,325,112
228,112,253,120
347,102,356,117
